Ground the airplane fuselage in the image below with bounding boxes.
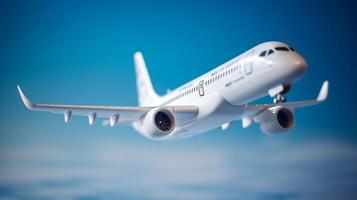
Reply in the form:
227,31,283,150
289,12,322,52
137,41,307,139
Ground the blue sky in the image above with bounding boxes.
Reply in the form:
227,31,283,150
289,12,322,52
1,0,357,199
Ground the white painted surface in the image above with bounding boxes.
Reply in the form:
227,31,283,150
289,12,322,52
17,41,329,140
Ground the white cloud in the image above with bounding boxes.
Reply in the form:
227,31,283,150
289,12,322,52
0,137,356,199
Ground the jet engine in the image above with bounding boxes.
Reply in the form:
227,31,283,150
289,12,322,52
254,106,294,135
139,108,176,138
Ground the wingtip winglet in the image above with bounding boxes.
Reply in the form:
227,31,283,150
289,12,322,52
17,85,34,109
317,80,329,101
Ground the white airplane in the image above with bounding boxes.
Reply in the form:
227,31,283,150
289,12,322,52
18,41,329,140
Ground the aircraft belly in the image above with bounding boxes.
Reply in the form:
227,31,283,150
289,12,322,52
187,105,244,133
174,94,245,135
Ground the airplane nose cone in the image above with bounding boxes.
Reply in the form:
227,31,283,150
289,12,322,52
293,56,308,75
273,54,308,83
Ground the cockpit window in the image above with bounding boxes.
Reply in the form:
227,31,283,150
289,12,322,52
259,51,267,57
259,49,275,57
275,46,289,51
289,47,295,51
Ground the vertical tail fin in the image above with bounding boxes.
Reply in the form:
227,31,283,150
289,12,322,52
134,52,160,106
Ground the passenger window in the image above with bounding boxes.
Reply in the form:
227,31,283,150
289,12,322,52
289,47,295,51
267,49,274,55
259,51,267,57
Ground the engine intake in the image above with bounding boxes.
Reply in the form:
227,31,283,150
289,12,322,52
154,110,175,132
277,108,294,129
254,107,294,135
136,108,176,139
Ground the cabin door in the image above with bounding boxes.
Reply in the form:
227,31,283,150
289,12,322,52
198,80,205,96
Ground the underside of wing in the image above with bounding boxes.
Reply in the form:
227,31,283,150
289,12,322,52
241,81,329,129
17,86,198,126
245,81,328,113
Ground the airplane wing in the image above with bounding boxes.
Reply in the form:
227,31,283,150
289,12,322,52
17,86,198,126
245,81,329,111
241,81,329,127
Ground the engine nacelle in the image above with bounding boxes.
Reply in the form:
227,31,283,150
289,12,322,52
139,108,176,139
254,106,294,135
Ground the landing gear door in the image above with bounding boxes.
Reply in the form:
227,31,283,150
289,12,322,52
198,80,205,96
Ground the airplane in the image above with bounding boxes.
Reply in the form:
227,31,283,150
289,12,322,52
17,41,329,140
